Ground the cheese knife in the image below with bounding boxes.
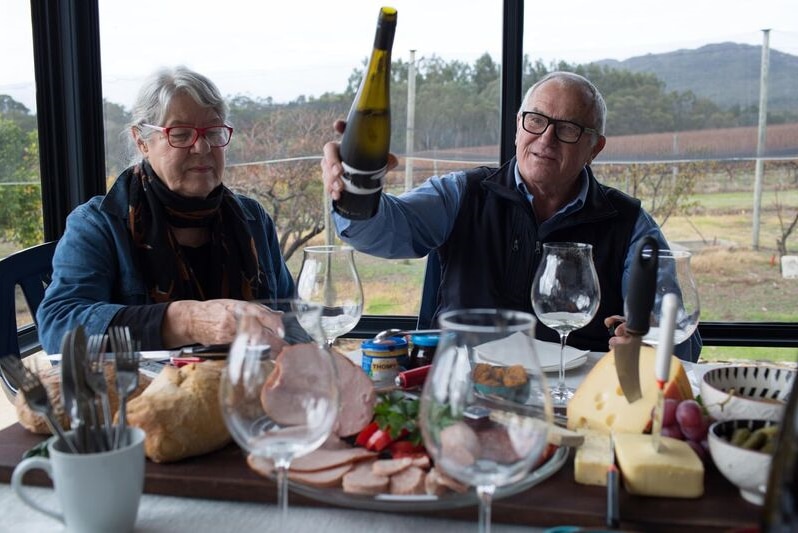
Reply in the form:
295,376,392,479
651,292,678,452
614,236,658,403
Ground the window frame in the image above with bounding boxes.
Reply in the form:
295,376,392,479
29,0,798,348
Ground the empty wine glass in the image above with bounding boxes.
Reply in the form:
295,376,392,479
531,242,600,405
641,249,701,346
419,308,553,533
296,245,364,347
219,299,339,523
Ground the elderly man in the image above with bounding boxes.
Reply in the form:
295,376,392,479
321,71,700,362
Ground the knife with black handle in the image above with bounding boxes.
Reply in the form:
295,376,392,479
614,236,659,403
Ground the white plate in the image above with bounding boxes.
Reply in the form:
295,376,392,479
475,333,589,374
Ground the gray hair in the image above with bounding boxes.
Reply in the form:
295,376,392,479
519,71,607,136
125,66,228,163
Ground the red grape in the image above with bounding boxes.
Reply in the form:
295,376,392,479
650,398,678,427
660,424,684,440
662,398,678,427
676,399,709,442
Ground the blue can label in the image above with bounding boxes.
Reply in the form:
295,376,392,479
360,338,409,385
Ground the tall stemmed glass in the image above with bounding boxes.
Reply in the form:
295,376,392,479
419,308,553,533
219,299,339,523
642,249,701,346
296,245,364,347
531,242,600,405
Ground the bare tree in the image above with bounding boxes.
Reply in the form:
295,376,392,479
774,187,798,257
226,106,340,261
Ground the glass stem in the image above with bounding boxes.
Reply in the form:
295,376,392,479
274,458,291,524
477,484,495,533
558,332,569,392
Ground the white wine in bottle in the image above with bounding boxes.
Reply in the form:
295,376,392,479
334,6,397,220
761,369,798,532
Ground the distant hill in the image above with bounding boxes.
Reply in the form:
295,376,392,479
593,42,798,113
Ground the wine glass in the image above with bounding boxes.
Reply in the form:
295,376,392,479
419,308,553,533
296,245,364,347
641,249,701,346
219,299,339,523
531,242,601,405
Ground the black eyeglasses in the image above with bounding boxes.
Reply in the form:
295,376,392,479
141,124,233,148
520,111,598,144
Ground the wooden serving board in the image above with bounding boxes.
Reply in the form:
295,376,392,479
0,423,760,531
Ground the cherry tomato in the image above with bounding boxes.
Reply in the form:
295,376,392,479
366,429,394,452
389,440,425,458
354,422,379,448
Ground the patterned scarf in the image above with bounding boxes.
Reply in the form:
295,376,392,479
126,160,262,302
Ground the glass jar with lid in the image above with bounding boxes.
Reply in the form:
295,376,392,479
409,333,439,369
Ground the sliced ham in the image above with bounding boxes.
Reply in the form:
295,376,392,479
372,457,413,476
289,463,354,488
260,343,333,426
247,454,354,488
389,466,426,495
411,454,431,469
289,446,377,472
477,426,522,464
425,467,469,495
439,422,480,467
330,350,376,437
342,461,389,495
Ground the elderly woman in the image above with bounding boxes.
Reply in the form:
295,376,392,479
37,66,294,353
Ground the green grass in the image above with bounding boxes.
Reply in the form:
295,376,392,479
701,345,798,363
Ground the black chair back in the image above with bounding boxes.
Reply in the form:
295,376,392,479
0,241,58,395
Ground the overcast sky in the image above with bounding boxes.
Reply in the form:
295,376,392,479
2,0,797,113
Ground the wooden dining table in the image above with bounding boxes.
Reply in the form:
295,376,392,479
0,418,761,532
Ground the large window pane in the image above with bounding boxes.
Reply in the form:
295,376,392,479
0,0,43,329
98,0,502,318
524,1,798,361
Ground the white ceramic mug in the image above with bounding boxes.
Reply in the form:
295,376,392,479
12,427,146,533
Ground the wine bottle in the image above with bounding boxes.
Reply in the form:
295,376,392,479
333,6,397,220
761,369,798,532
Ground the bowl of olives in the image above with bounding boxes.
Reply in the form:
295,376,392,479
708,418,778,506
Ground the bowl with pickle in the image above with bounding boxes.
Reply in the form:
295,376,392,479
707,418,778,506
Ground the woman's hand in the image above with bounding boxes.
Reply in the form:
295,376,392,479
320,119,399,201
162,299,286,349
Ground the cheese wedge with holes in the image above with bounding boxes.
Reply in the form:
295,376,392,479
566,346,692,434
613,433,704,498
573,429,612,486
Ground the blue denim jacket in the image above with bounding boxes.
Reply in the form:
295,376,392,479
36,172,296,354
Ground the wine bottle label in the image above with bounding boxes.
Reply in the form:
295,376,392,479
340,161,387,195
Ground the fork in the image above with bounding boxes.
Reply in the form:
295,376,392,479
109,327,140,449
86,334,113,450
0,356,78,454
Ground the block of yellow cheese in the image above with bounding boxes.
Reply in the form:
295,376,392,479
566,346,692,434
614,433,704,498
573,429,611,486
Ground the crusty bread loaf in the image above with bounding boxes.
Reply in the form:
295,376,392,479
15,364,150,434
126,361,231,463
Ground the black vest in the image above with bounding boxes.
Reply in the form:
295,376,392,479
434,158,641,352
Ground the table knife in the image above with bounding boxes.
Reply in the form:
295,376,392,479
614,236,658,403
651,292,678,452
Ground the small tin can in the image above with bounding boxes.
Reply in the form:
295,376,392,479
409,333,439,369
361,336,409,385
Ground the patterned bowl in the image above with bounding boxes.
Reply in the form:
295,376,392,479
708,418,777,505
700,365,795,422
